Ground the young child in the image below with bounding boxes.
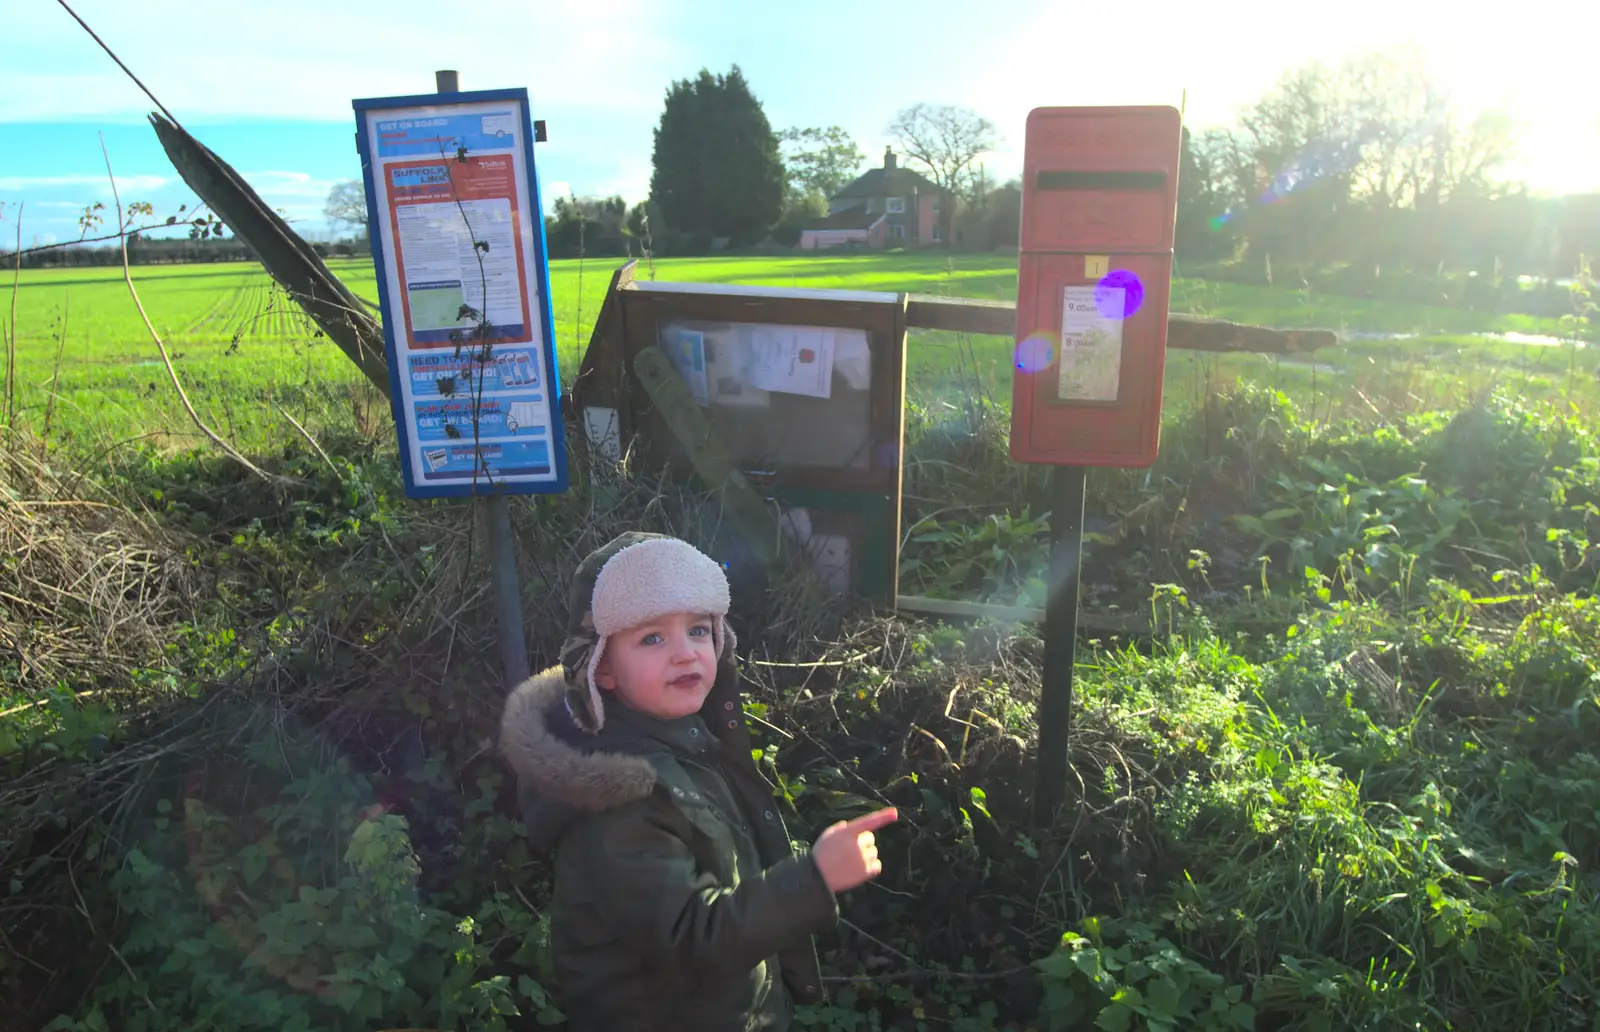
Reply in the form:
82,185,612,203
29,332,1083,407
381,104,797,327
499,531,896,1031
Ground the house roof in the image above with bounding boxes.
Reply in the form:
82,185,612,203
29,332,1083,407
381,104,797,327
832,166,942,200
801,209,886,232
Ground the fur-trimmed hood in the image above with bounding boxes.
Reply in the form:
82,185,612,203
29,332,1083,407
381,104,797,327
501,632,753,851
499,666,658,818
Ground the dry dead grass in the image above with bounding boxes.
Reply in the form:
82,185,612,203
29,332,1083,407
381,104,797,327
0,446,194,721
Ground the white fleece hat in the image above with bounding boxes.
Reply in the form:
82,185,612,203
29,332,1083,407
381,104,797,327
559,534,736,732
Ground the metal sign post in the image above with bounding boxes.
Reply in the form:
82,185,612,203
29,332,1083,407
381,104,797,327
354,70,568,690
1035,466,1086,826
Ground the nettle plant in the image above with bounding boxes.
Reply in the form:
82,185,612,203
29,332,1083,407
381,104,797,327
1035,918,1255,1032
47,733,561,1032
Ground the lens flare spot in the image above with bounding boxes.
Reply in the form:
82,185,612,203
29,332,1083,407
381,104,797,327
1095,270,1144,319
1015,335,1054,373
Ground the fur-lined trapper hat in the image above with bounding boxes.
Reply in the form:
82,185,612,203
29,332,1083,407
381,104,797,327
555,531,736,733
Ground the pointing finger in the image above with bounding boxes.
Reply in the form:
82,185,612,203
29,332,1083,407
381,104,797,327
846,807,899,833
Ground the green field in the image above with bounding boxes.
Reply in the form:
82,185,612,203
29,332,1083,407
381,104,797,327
5,253,1593,451
6,252,1600,1031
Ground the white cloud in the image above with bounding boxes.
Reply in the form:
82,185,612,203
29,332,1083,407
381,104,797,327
3,0,680,122
0,173,171,193
589,167,652,205
238,170,344,200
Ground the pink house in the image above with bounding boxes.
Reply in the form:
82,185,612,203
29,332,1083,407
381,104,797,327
797,147,948,251
796,208,887,251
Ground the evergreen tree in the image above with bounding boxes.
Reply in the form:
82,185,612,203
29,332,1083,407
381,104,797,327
649,66,785,240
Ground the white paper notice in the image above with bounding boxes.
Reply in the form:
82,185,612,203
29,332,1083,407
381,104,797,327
705,329,770,408
395,198,520,339
1058,286,1124,402
740,325,835,399
832,329,872,391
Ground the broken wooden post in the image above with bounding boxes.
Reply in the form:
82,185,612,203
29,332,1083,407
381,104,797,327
149,114,391,395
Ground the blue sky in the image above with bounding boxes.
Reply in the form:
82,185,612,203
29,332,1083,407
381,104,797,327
4,0,1596,248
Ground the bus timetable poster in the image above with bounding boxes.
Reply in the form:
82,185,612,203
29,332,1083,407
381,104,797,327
353,88,567,497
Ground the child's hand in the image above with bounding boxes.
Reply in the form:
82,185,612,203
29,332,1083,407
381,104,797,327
811,808,898,893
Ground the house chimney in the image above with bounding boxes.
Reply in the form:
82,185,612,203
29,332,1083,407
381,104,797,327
884,146,897,171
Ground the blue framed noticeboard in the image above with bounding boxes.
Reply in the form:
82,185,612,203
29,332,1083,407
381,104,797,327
352,87,567,498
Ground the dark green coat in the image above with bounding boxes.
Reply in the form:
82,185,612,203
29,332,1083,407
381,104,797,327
500,664,835,1031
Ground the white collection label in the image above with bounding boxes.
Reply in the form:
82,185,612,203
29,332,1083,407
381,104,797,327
1057,286,1124,402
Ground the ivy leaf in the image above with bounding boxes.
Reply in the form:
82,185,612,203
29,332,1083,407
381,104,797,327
1146,975,1180,1016
342,924,380,948
242,847,267,885
1034,950,1078,981
1070,948,1104,981
175,938,210,958
1110,985,1144,1010
1094,1001,1134,1032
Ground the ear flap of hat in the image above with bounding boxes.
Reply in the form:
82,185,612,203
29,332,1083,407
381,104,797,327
558,629,605,734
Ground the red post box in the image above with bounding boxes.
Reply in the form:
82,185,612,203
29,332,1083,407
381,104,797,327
1010,106,1183,469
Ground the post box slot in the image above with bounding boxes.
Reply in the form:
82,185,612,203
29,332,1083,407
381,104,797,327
1035,170,1168,192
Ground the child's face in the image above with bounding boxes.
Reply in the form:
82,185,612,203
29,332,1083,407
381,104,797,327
594,611,718,720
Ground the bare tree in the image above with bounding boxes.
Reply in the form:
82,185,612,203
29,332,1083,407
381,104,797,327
324,180,369,236
887,103,998,244
1339,49,1519,210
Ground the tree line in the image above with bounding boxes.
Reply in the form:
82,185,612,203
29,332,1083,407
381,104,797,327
11,45,1595,313
319,67,1004,260
8,234,368,268
1174,48,1599,310
512,48,1597,310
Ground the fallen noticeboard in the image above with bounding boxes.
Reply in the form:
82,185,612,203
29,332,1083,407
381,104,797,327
574,264,909,603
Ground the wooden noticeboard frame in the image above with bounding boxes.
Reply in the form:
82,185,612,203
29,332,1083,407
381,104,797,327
573,262,910,603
